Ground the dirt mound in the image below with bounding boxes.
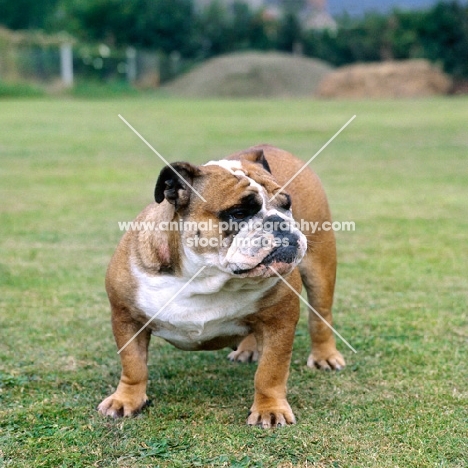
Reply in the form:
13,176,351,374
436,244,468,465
164,52,333,98
316,60,452,98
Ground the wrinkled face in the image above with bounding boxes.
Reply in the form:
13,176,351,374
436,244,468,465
174,159,307,279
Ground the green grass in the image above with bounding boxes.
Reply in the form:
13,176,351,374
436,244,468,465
0,97,467,467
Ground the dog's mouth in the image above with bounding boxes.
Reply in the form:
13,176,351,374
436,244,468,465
232,245,300,276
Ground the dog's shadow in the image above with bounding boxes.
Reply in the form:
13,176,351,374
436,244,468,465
144,345,257,420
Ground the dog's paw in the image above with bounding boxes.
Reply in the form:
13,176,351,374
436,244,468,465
227,334,259,363
307,349,346,371
228,348,259,363
247,401,296,428
97,392,148,418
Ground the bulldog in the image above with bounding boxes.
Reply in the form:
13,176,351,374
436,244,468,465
98,144,345,428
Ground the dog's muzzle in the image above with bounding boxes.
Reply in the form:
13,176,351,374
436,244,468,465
231,215,306,276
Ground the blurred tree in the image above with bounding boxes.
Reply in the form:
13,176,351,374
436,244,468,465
229,1,275,52
303,2,468,78
276,11,302,52
283,0,306,14
64,0,197,56
69,0,133,45
416,1,468,77
196,1,274,58
133,0,196,55
303,14,386,65
382,2,468,77
0,0,59,29
248,12,276,51
196,0,230,56
1,0,467,78
388,11,425,59
230,1,253,50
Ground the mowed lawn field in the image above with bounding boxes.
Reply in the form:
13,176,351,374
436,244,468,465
0,97,467,467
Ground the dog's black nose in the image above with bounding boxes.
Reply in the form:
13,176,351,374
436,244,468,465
263,215,290,233
263,215,298,248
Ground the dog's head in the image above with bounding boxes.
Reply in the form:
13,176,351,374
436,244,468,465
155,149,307,278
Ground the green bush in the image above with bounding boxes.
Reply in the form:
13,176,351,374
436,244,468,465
0,80,45,98
69,79,139,98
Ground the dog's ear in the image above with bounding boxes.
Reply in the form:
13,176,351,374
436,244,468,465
155,162,201,209
241,149,271,173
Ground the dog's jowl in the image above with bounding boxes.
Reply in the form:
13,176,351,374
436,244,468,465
98,145,345,428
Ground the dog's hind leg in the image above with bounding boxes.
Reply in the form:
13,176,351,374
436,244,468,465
227,334,259,363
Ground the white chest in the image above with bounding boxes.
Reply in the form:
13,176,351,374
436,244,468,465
132,263,277,349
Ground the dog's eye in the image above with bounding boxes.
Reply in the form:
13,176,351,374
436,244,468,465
219,194,263,222
229,209,249,220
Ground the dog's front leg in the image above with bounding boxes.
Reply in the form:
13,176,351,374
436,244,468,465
247,293,299,428
98,307,151,418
